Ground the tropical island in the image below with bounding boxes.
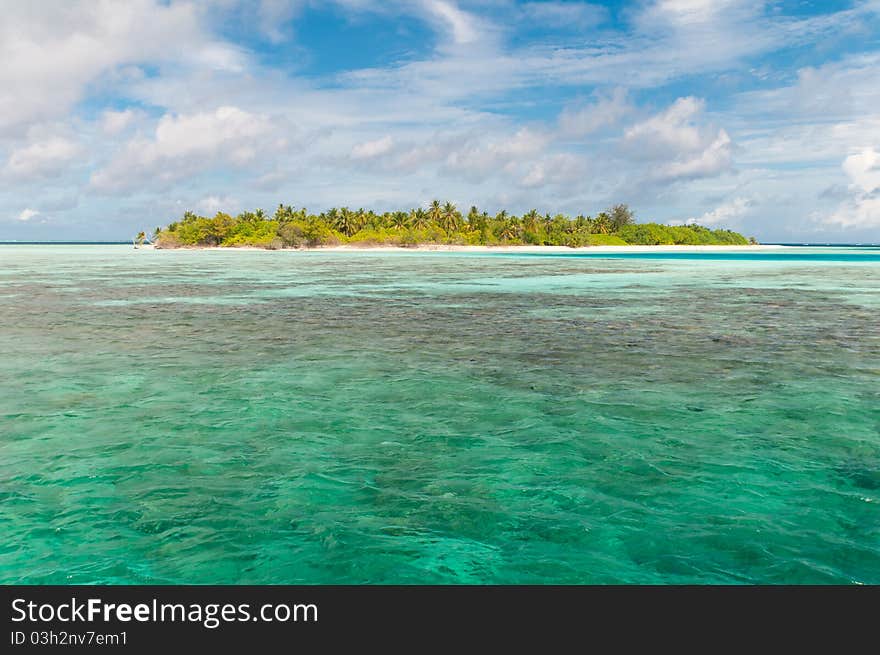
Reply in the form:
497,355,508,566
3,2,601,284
151,202,755,249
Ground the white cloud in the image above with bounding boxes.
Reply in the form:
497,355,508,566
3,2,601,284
519,153,584,189
0,0,878,242
558,88,631,138
4,137,80,179
0,0,246,133
826,195,880,229
101,109,141,135
658,129,732,181
625,97,706,153
91,106,284,191
648,0,749,27
623,97,733,182
422,0,481,46
520,2,606,29
734,53,880,125
824,148,880,228
351,136,394,160
17,208,40,222
842,147,880,194
681,197,751,226
441,127,550,179
256,0,305,43
196,195,240,215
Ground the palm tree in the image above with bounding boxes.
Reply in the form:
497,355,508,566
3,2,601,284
523,209,540,232
427,200,442,226
391,211,410,229
499,219,521,242
274,204,296,223
467,206,489,233
410,208,429,230
254,208,267,221
440,201,459,232
364,209,379,229
336,207,361,236
466,206,481,231
593,212,611,234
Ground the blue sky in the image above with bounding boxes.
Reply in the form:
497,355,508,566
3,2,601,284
1,0,880,241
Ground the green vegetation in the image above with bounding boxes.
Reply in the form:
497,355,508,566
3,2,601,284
153,202,753,249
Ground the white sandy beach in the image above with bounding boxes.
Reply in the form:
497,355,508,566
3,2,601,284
147,244,790,253
314,244,790,253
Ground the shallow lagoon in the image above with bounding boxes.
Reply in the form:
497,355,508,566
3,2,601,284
1,246,878,583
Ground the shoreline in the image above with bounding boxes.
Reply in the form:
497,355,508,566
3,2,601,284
147,244,790,253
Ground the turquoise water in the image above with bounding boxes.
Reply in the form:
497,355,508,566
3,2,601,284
1,245,878,584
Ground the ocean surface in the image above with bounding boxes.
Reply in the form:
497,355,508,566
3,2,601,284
1,245,878,584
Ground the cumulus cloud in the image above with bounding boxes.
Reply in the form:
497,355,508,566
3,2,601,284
679,197,752,226
196,195,241,215
3,137,80,179
519,153,585,189
658,130,732,180
101,109,141,135
824,148,880,228
0,0,878,241
842,147,880,194
91,107,284,192
17,208,40,222
0,0,246,134
351,136,394,160
355,126,551,181
558,88,632,138
625,97,706,153
623,97,733,182
826,195,880,229
735,53,880,125
338,123,585,193
440,127,551,180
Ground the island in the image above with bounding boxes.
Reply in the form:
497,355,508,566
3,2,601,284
151,202,755,249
